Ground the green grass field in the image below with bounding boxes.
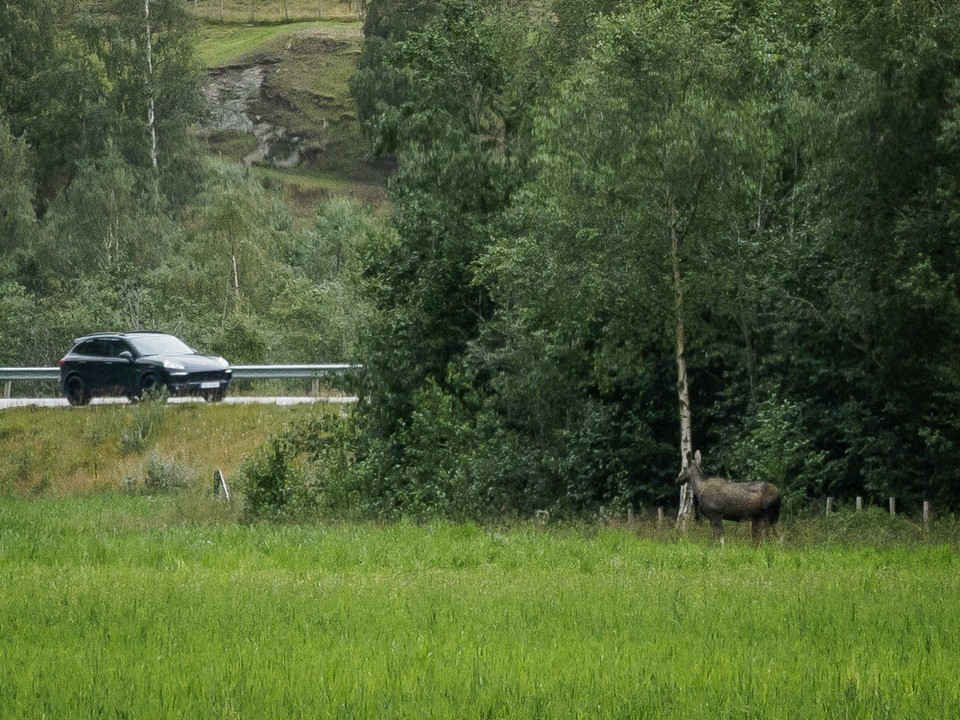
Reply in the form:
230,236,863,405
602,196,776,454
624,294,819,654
1,495,958,718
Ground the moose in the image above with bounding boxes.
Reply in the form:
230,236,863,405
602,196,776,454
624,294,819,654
676,450,782,545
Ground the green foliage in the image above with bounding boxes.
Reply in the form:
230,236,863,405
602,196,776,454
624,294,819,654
0,0,105,197
0,111,36,276
238,413,357,520
350,0,438,154
0,403,328,496
345,0,960,519
0,283,35,366
39,144,146,277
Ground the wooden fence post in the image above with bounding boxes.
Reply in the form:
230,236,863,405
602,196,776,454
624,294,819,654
889,497,896,517
856,496,863,511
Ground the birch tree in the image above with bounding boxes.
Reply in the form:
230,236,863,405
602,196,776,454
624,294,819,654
494,3,771,521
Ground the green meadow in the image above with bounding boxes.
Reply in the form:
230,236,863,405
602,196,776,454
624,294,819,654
1,495,958,718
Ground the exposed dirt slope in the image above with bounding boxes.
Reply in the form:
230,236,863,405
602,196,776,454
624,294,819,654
202,23,389,214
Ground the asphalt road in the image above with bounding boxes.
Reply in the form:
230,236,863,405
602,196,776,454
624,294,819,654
0,395,357,410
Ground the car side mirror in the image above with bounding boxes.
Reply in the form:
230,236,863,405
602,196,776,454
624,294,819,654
119,350,134,362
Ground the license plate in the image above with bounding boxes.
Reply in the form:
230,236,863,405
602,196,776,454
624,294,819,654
200,381,220,389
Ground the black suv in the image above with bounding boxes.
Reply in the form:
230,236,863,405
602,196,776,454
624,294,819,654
59,332,232,406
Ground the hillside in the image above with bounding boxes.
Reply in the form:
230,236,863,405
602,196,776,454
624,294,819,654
197,19,389,216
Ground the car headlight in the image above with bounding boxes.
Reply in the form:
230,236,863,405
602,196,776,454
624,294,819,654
163,359,186,371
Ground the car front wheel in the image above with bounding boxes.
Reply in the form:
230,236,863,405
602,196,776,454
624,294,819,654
139,374,166,402
64,376,91,406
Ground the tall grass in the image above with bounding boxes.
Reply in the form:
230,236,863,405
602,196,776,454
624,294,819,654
1,496,958,718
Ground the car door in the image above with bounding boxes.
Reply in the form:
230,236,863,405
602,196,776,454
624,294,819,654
111,338,140,395
100,339,133,393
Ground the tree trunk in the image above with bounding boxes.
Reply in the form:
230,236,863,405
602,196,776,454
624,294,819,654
670,199,695,526
145,0,158,200
232,252,240,298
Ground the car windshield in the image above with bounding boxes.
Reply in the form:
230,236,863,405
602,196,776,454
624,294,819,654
128,335,194,357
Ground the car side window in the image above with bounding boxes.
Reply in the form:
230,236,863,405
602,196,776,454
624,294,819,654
74,340,101,356
103,340,127,358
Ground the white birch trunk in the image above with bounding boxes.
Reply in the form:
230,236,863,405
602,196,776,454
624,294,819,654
670,200,695,526
145,1,158,175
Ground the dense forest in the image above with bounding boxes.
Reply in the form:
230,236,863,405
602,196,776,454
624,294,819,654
3,0,960,518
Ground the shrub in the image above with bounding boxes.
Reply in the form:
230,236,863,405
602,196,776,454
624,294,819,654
238,412,357,521
123,452,193,495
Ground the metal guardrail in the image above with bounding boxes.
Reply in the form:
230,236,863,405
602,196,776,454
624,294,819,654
230,364,357,380
0,368,59,381
0,364,360,398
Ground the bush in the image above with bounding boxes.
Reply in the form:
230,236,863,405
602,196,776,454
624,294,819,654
238,412,358,521
123,452,193,495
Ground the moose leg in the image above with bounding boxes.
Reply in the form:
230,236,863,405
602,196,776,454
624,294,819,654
710,517,724,545
770,521,784,543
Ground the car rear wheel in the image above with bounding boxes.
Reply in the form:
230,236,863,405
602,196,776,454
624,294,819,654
64,376,91,406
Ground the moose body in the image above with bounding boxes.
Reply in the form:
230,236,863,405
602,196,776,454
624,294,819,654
677,451,781,544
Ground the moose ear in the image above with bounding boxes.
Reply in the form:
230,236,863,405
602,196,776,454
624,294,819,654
694,450,702,464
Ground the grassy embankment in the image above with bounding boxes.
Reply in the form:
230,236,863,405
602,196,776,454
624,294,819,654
1,495,958,718
0,401,326,496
